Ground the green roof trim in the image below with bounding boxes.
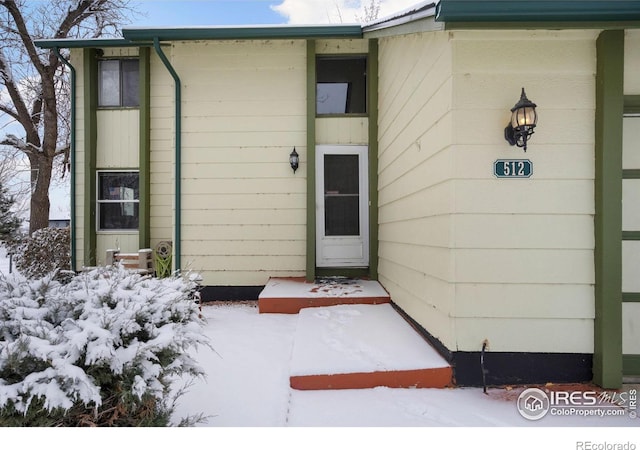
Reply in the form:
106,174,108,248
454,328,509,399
35,25,364,49
35,38,138,49
122,25,363,42
435,0,640,23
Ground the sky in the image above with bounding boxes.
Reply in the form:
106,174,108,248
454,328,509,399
130,0,423,27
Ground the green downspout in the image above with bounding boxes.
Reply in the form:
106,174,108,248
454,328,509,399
152,38,182,272
53,47,76,271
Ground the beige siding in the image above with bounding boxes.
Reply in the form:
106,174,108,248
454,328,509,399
378,29,599,353
625,30,640,95
96,110,139,168
171,40,307,285
316,39,368,54
316,117,369,144
378,31,456,348
71,49,85,270
96,234,139,265
450,30,598,353
149,50,176,254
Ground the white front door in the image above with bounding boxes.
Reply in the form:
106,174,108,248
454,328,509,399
316,145,369,267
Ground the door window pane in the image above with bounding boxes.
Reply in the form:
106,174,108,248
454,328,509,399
316,56,367,115
324,154,359,236
121,59,140,107
98,60,120,106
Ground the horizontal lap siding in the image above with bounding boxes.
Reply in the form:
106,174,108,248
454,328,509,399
451,30,598,352
378,32,456,349
174,40,307,286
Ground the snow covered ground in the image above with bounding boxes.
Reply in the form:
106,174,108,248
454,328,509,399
1,254,638,448
164,303,639,447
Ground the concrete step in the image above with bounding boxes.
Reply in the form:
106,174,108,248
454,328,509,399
258,277,390,314
288,303,453,390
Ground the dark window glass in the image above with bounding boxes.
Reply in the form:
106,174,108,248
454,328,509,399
324,154,360,236
98,59,139,107
316,56,367,115
97,172,139,230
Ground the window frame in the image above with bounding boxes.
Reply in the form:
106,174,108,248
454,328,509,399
96,170,140,232
316,54,368,117
97,58,140,109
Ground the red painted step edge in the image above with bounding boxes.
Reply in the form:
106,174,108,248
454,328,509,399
259,296,390,314
290,366,453,390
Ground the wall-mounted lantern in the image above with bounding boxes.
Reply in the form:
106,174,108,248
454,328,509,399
289,147,299,173
504,88,538,152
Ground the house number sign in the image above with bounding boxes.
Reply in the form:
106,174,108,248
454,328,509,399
494,159,533,178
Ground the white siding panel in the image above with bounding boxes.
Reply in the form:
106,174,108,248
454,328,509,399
625,30,640,95
622,241,640,293
623,303,640,354
623,117,640,170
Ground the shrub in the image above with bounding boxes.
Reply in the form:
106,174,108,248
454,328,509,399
0,266,209,426
12,227,71,282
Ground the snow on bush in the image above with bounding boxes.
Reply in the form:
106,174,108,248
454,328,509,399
12,227,71,282
0,266,209,426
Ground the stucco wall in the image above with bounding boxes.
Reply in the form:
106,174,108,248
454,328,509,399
378,29,600,354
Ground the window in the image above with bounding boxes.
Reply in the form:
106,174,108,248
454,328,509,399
98,59,139,107
97,171,139,230
316,56,367,115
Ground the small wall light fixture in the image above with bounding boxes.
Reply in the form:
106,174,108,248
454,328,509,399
504,88,538,152
289,147,299,173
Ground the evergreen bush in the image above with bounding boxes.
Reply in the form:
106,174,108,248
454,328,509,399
0,266,209,426
12,227,71,282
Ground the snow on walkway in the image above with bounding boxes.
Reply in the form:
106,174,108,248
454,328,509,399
290,303,449,376
172,303,640,430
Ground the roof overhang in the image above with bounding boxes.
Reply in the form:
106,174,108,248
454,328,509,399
435,0,640,25
35,24,364,50
122,24,363,42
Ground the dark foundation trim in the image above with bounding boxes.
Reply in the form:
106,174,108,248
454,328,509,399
392,302,593,387
199,285,264,302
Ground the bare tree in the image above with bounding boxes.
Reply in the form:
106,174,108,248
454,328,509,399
355,0,381,23
0,0,137,234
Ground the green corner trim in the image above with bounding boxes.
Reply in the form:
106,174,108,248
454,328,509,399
368,38,379,281
139,47,151,250
623,169,640,179
623,293,640,303
305,40,316,282
83,49,98,266
622,231,640,241
623,355,640,376
625,95,640,114
593,29,624,389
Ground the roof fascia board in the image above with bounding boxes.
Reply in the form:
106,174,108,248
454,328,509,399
435,0,640,23
364,16,444,39
35,38,140,49
442,21,640,31
122,25,363,42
